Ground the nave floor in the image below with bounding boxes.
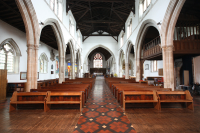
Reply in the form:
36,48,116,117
0,77,200,133
73,77,136,133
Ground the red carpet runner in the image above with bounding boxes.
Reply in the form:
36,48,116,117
73,77,136,133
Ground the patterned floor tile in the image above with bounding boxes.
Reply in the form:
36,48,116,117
73,77,136,133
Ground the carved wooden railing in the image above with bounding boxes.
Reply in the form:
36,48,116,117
142,36,162,59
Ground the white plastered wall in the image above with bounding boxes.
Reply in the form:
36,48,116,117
0,20,27,82
82,36,118,74
118,0,171,78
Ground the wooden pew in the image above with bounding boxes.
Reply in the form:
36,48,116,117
117,86,171,106
122,90,159,111
45,91,82,112
40,84,91,97
157,90,194,111
31,88,86,106
9,91,47,112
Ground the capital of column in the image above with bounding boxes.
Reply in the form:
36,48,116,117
34,45,39,50
27,44,35,50
161,45,173,49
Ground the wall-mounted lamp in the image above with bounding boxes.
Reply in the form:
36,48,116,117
39,21,44,25
157,22,161,25
157,20,162,25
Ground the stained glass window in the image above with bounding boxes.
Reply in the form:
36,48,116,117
39,53,48,73
93,53,103,68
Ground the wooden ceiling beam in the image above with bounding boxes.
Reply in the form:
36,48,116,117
72,0,133,2
113,10,128,16
113,11,124,22
81,20,123,23
0,1,21,17
67,1,80,12
78,9,89,22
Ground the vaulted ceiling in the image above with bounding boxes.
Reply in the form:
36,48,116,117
67,0,135,38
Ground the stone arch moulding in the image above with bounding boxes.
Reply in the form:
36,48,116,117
0,38,22,56
135,19,161,60
118,49,125,67
125,40,134,63
83,45,117,73
134,19,161,81
41,18,66,83
66,39,76,79
16,0,40,91
161,0,186,48
160,0,186,91
66,39,75,63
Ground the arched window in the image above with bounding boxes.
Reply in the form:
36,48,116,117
0,44,14,72
69,16,74,36
93,53,103,68
50,0,58,14
39,53,48,73
50,0,63,20
120,33,124,47
0,38,21,73
127,18,132,38
78,32,81,46
142,0,151,12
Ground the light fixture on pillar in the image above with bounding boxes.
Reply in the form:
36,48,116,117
157,20,162,25
39,21,44,25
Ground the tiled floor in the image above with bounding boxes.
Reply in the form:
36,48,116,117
73,77,136,133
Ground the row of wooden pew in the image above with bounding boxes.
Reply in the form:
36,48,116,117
105,78,194,111
10,78,95,112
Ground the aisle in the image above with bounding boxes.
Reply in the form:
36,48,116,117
73,77,136,133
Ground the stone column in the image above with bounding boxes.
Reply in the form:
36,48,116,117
26,45,34,92
34,45,39,89
71,61,75,79
125,62,129,79
59,56,65,83
162,46,175,91
136,58,141,82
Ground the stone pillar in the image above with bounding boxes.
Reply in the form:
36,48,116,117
26,45,34,92
59,56,65,83
71,61,75,79
136,58,141,82
34,45,39,89
162,46,175,91
125,62,129,79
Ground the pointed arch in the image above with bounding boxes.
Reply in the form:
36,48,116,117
15,0,40,91
41,18,66,83
134,19,160,81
